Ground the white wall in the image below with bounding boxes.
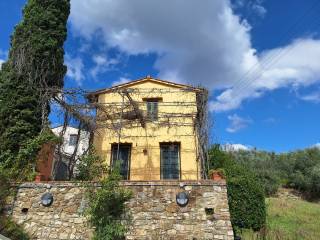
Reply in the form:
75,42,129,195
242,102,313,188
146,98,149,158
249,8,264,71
51,126,89,157
51,126,90,179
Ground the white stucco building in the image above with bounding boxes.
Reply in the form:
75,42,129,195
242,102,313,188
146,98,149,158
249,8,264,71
51,126,90,180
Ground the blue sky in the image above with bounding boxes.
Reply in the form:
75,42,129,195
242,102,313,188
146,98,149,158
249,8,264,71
1,0,320,152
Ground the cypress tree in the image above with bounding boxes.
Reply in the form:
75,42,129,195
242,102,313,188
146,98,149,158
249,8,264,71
0,0,70,173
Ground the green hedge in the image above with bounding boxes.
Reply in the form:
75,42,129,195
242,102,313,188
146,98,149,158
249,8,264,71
227,163,266,231
209,145,266,233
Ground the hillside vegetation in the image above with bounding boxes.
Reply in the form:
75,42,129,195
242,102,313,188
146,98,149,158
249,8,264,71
209,146,266,234
229,147,320,199
209,145,320,237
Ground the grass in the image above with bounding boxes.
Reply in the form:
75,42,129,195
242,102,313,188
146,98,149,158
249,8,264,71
240,197,320,240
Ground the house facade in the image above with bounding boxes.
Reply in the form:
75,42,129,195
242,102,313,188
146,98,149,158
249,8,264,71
51,126,90,180
90,76,208,180
12,77,235,240
36,126,90,181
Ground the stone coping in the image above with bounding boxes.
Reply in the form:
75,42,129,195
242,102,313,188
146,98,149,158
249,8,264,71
0,234,11,240
121,180,226,186
14,180,226,189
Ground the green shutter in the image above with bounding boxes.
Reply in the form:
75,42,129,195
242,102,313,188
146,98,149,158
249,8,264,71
147,101,158,121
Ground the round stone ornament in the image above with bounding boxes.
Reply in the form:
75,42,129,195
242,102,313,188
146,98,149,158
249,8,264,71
41,192,53,207
176,191,189,207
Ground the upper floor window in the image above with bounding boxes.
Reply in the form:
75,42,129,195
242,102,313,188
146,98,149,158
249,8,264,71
146,100,158,121
143,97,162,121
69,134,78,146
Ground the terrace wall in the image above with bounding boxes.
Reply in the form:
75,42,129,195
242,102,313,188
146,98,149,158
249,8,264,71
10,181,233,240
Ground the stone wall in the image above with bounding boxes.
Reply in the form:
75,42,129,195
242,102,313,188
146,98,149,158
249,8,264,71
10,181,233,240
11,182,91,240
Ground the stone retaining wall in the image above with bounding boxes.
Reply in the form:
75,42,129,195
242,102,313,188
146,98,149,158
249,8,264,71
10,181,233,240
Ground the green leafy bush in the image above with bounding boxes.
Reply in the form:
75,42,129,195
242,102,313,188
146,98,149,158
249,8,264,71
0,217,30,240
286,148,320,199
75,148,107,181
0,170,10,213
5,129,61,181
230,150,282,196
209,145,266,233
255,169,281,196
0,169,29,239
227,164,266,232
87,169,132,240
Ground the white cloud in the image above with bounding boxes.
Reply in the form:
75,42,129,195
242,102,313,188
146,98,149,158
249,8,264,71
212,38,320,111
222,143,251,151
112,77,130,86
232,0,267,18
65,53,120,84
65,54,84,85
0,59,4,70
298,90,320,103
251,1,267,18
69,0,256,88
226,114,252,133
312,143,320,149
0,49,7,70
90,55,119,79
69,1,320,112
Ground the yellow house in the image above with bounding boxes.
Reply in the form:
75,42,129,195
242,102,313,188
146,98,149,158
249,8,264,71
89,76,208,180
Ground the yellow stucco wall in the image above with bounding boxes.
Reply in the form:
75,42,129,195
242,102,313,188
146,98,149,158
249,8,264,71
93,79,200,180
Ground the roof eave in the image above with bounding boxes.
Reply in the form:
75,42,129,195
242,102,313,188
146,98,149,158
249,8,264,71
87,76,205,98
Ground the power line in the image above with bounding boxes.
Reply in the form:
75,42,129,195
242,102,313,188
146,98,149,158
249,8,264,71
220,0,320,100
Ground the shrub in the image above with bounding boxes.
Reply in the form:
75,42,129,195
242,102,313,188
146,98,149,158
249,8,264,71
310,164,320,197
0,169,30,240
230,150,282,196
284,148,320,199
87,169,132,240
0,217,30,240
209,145,266,233
257,169,281,196
227,163,266,232
0,129,61,181
75,148,107,181
0,170,10,213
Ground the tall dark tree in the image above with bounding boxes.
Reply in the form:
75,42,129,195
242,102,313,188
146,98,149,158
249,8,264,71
0,0,70,173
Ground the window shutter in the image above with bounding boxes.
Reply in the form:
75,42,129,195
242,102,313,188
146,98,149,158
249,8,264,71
147,101,158,121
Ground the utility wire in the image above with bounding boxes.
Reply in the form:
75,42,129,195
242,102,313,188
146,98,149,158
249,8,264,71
235,14,320,98
220,0,320,98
